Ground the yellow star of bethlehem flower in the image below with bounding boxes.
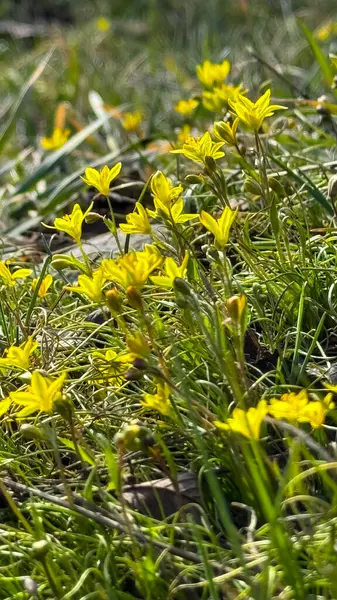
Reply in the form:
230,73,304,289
119,202,152,235
151,252,189,288
148,196,198,224
196,59,231,88
122,111,143,132
215,400,268,440
0,337,38,371
150,171,183,206
0,262,32,287
171,132,224,164
102,246,162,289
200,206,237,249
91,349,131,387
81,163,122,197
213,118,239,146
268,390,334,429
142,383,172,416
65,266,106,304
202,84,244,112
41,127,70,150
175,98,199,116
229,89,286,131
43,202,94,245
9,371,66,417
32,274,53,297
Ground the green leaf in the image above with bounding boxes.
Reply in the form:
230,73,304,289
59,437,96,466
299,21,335,88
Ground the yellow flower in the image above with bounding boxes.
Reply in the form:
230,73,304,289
150,171,183,207
96,16,110,31
41,128,70,150
102,246,162,289
177,124,192,145
91,349,131,386
122,111,143,132
119,202,152,235
215,400,268,440
65,266,106,303
200,206,237,249
151,252,189,288
126,332,150,359
148,196,198,224
175,98,199,116
202,84,244,112
0,337,38,371
9,371,66,417
196,59,231,88
142,383,172,416
171,132,224,164
268,390,309,421
43,202,94,245
229,89,286,132
81,163,122,197
213,118,239,146
0,262,32,287
226,295,247,325
32,274,53,297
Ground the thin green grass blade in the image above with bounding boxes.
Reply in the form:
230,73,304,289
298,21,335,90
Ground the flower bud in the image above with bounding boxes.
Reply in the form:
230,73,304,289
126,286,143,311
85,212,103,224
105,289,123,315
133,357,148,370
31,540,50,559
51,254,77,271
23,577,38,596
185,174,203,184
20,423,46,441
204,155,217,173
173,277,192,296
268,177,286,198
328,175,337,201
53,396,74,421
244,176,263,197
226,295,246,325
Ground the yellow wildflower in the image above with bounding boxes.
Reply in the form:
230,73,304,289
213,118,239,146
148,196,198,224
142,383,172,416
202,84,244,112
81,163,122,197
175,98,199,116
0,262,32,287
297,395,335,429
196,59,231,88
200,206,237,249
91,349,131,386
96,16,110,31
126,332,150,359
150,171,183,207
226,295,247,325
41,128,70,151
43,202,94,245
32,274,53,297
177,124,192,145
119,202,152,235
9,371,66,417
102,246,162,289
215,400,268,440
122,111,143,132
0,337,38,371
171,132,224,164
268,390,309,421
151,252,189,288
65,266,106,304
229,89,286,132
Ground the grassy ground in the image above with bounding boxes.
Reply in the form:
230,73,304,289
2,2,337,599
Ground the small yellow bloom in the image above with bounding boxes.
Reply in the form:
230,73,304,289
41,128,70,151
91,349,131,386
0,337,38,371
9,371,66,417
200,206,237,249
226,295,246,325
202,84,244,112
43,202,94,245
150,171,183,207
148,196,198,224
196,59,231,88
122,111,143,132
171,132,224,164
229,89,286,132
66,266,106,304
268,390,309,421
32,274,53,297
81,163,122,197
142,383,172,416
126,332,150,359
175,98,199,116
119,202,152,235
213,118,239,146
151,252,189,288
177,124,192,145
297,395,335,429
96,16,110,31
215,400,268,440
102,246,162,289
0,262,32,287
